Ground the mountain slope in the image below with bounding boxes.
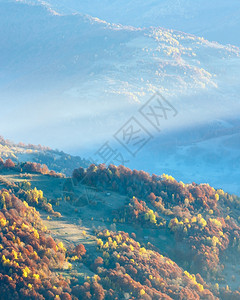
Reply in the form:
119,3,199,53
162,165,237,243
0,1,240,151
0,158,240,298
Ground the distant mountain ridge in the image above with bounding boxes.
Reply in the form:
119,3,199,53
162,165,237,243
21,0,240,46
0,136,90,176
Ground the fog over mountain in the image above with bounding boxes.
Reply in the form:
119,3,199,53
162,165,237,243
1,0,240,194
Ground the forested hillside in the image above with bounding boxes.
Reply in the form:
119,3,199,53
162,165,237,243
0,158,239,299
